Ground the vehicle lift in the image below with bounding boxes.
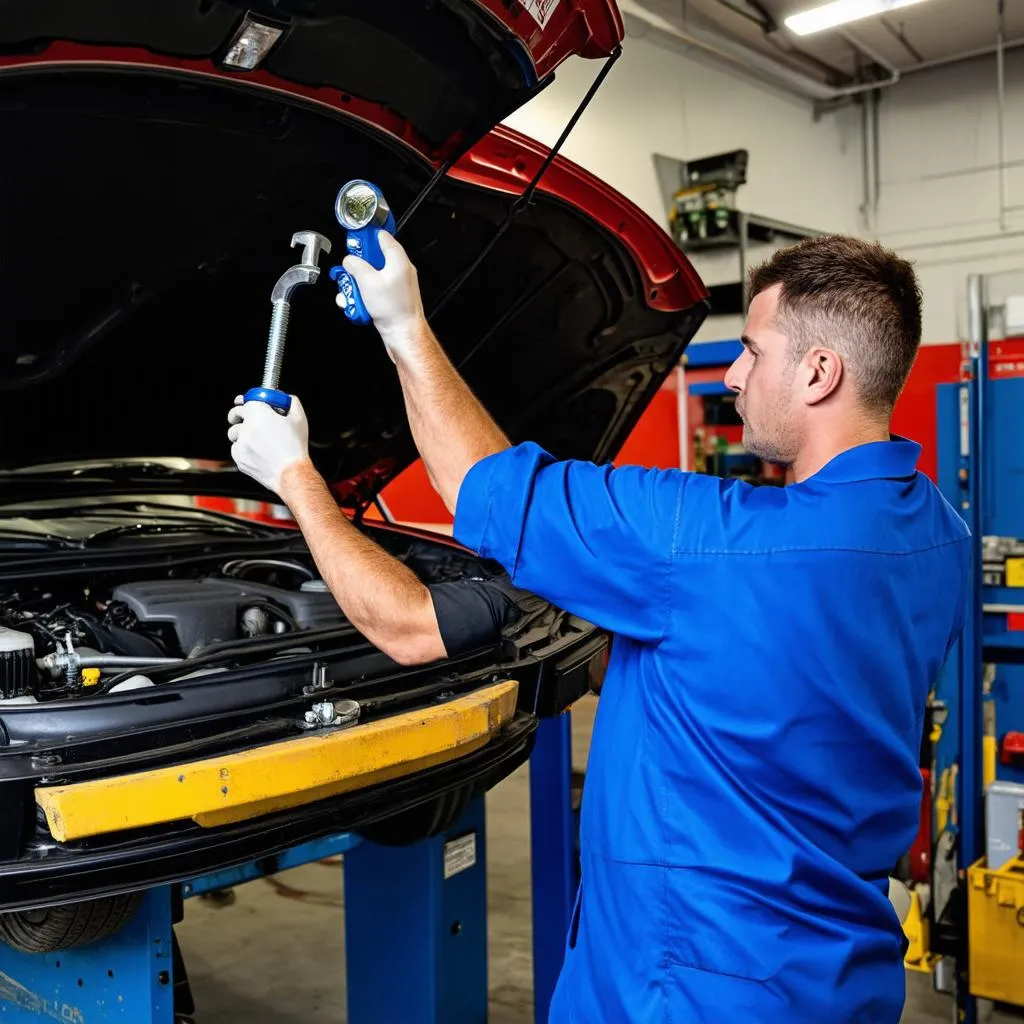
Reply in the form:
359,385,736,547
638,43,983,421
0,717,576,1024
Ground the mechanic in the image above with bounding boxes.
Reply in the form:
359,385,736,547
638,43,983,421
227,232,969,1023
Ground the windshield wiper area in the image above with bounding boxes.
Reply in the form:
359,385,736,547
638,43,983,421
0,502,276,552
0,461,274,507
0,460,217,482
84,521,259,544
0,530,70,549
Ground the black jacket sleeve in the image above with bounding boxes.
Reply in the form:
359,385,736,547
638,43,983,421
428,577,522,657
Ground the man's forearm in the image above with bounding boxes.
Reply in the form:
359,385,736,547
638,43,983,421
388,318,509,513
277,460,446,665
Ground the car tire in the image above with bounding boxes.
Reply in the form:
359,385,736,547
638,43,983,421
358,787,471,846
0,892,143,953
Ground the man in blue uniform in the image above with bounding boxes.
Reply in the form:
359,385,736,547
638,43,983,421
228,233,969,1022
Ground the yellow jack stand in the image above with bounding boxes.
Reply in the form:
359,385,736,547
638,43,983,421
903,888,941,973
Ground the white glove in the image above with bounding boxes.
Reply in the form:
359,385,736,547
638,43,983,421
340,232,426,360
226,395,309,496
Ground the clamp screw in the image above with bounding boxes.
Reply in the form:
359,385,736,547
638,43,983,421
263,232,332,392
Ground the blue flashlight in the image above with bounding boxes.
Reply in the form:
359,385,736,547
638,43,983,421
328,179,396,326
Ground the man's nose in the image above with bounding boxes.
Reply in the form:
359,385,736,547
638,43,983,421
723,356,743,393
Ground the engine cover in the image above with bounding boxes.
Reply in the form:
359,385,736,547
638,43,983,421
111,578,344,654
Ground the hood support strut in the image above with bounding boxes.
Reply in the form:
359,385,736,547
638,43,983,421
427,46,623,327
351,47,623,524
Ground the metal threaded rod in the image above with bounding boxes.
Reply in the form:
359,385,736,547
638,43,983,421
263,301,290,390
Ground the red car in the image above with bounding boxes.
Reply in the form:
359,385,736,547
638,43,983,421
0,0,707,950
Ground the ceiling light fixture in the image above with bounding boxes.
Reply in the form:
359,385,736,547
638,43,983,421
785,0,932,36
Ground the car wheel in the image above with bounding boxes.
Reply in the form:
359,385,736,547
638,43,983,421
358,787,471,846
0,892,143,953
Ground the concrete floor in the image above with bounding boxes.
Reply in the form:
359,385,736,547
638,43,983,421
176,696,1012,1022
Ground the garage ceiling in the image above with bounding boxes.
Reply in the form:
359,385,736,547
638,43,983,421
627,0,1024,88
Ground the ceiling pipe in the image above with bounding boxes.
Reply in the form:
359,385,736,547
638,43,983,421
840,29,900,76
904,33,1024,73
618,0,897,100
997,0,1008,231
619,1,829,99
620,0,1024,104
860,89,874,230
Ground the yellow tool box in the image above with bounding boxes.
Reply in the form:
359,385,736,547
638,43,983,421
968,856,1024,1005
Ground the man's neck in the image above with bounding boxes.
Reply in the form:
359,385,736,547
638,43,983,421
789,422,891,483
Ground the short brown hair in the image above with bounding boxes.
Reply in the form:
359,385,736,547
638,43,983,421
747,235,922,414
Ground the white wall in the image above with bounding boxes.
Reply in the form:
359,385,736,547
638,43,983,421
502,34,865,342
503,33,1024,346
873,50,1024,343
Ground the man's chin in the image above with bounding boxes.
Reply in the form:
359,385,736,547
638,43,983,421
742,433,790,468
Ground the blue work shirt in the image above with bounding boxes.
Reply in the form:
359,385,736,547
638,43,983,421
453,437,969,1023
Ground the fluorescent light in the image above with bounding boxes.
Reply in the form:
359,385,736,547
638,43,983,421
221,15,284,70
785,0,931,36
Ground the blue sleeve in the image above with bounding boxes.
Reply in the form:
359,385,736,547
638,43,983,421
453,442,686,643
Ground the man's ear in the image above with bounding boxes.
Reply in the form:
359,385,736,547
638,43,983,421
801,347,843,406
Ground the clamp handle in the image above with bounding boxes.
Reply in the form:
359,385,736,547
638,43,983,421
243,386,291,414
330,208,396,326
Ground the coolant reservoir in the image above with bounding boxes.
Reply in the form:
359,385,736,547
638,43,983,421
0,626,35,701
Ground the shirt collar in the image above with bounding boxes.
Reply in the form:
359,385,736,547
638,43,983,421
807,435,922,485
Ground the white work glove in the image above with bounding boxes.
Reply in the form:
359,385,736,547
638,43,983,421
340,232,426,362
226,395,309,497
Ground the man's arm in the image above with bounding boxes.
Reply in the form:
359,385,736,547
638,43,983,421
343,234,690,643
277,458,446,666
393,319,508,514
226,394,519,665
342,233,509,513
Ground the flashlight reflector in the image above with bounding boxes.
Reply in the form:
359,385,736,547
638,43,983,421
337,183,380,230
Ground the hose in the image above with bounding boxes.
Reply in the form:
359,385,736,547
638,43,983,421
36,652,183,680
221,558,315,581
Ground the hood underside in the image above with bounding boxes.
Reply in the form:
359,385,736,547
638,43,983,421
0,0,546,155
0,68,707,500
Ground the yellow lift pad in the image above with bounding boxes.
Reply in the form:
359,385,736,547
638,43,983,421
37,680,519,842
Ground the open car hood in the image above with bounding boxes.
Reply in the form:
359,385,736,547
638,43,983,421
0,2,708,506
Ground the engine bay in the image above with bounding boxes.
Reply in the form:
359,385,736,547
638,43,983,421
0,557,345,703
0,537,493,705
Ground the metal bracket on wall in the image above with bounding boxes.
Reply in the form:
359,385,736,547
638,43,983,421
653,152,823,316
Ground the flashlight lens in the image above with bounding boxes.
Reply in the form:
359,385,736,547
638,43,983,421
339,184,378,229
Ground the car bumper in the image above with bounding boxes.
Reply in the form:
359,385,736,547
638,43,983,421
36,680,518,841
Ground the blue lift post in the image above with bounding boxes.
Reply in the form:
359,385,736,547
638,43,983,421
0,887,175,1024
530,712,577,1024
957,274,986,1024
345,798,489,1024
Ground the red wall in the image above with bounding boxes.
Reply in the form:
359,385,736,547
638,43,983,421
613,378,682,470
890,344,962,482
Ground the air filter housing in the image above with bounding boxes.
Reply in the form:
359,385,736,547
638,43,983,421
0,627,35,700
